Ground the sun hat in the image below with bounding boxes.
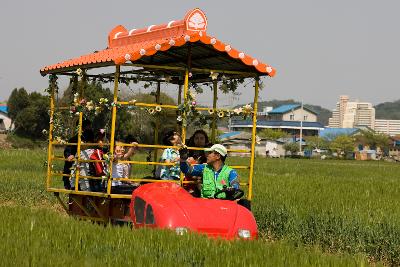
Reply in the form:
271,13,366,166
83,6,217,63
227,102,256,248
205,144,227,157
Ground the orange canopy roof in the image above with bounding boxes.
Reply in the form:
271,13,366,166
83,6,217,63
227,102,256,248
40,8,276,77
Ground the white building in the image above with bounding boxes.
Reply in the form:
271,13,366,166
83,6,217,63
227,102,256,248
0,106,12,133
374,119,400,136
328,95,375,128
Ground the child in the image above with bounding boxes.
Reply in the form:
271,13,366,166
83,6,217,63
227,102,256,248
158,130,182,180
112,140,138,186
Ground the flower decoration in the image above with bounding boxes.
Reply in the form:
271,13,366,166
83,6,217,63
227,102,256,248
177,116,183,122
210,71,219,80
148,108,155,115
76,68,83,78
95,106,102,115
243,104,253,114
86,100,94,111
233,107,243,115
155,105,162,112
208,108,214,115
55,136,67,144
217,111,225,118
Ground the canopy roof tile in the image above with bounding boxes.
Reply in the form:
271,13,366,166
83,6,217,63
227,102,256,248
40,8,276,77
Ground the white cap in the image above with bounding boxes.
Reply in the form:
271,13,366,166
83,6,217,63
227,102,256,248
205,144,228,157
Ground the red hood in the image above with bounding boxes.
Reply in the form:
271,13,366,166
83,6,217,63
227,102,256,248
132,182,255,239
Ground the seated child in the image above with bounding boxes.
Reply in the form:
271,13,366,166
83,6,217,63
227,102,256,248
111,140,138,188
157,130,182,180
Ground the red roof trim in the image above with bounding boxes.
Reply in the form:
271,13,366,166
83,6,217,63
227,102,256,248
41,8,276,77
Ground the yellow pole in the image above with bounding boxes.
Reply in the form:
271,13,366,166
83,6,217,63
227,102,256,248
46,77,55,189
181,69,189,143
177,84,183,132
211,80,218,143
153,81,161,171
107,65,120,194
179,69,189,187
74,73,86,191
248,77,259,201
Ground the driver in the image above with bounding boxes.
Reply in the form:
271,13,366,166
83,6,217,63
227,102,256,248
179,144,239,199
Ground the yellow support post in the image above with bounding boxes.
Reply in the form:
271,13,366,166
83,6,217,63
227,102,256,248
107,65,120,195
153,81,161,169
181,69,189,144
179,69,189,186
248,77,259,201
46,77,55,189
211,80,218,143
74,73,86,191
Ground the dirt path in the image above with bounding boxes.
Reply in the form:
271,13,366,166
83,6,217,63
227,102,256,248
0,134,11,149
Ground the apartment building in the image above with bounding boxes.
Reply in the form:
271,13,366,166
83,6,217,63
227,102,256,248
375,119,400,136
328,95,375,128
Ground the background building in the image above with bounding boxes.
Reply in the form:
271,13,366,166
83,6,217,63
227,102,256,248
0,104,13,133
328,95,375,128
231,104,323,136
374,119,400,136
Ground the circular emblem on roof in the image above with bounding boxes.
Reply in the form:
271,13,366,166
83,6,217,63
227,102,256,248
185,8,207,32
155,44,161,50
184,35,191,42
238,52,245,59
169,39,175,46
225,45,231,52
140,49,146,56
124,53,131,61
266,66,273,73
210,38,217,45
252,59,258,66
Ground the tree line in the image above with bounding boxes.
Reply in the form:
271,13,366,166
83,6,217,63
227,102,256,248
6,81,177,144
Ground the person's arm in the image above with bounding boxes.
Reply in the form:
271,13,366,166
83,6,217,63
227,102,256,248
122,142,138,160
180,160,205,176
228,169,240,189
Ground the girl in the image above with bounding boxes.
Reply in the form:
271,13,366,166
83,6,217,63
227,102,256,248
158,130,182,180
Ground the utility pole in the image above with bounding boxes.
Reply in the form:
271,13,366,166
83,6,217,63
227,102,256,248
299,101,303,155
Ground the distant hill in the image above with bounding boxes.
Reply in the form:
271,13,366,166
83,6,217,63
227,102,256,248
375,100,400,120
256,99,332,126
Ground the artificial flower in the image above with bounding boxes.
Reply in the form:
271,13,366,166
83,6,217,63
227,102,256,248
210,71,219,80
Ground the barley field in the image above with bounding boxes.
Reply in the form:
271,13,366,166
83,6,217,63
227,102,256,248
2,149,399,266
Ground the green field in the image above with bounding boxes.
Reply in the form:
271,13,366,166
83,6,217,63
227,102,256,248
2,149,400,266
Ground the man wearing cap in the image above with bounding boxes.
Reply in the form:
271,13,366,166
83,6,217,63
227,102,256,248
179,144,240,199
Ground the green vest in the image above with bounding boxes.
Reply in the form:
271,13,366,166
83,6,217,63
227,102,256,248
202,164,233,199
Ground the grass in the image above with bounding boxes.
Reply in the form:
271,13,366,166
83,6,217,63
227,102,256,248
2,149,399,266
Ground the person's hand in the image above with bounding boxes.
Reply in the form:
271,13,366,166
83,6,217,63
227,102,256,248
67,155,75,161
131,142,139,150
179,146,188,161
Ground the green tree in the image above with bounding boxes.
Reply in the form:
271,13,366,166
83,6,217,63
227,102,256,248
7,88,29,127
330,135,354,158
13,92,49,139
355,129,390,151
258,128,289,140
283,142,299,155
304,136,329,150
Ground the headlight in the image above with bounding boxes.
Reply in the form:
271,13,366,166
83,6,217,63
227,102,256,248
175,227,188,235
238,229,251,239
